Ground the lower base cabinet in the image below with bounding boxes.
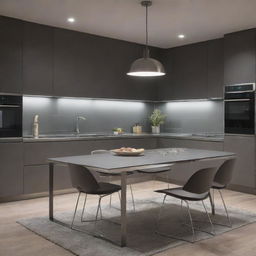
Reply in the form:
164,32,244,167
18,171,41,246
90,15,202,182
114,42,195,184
224,135,255,191
0,142,23,197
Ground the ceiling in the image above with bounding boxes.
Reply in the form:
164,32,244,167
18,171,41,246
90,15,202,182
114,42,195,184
0,0,256,48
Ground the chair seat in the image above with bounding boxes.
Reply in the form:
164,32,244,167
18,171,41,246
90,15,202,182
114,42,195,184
82,182,121,195
137,164,173,174
212,181,226,189
155,187,209,201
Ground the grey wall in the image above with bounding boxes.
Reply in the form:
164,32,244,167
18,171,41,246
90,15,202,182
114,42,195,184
157,100,224,134
23,96,154,136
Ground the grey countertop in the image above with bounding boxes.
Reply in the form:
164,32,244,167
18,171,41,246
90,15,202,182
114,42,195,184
22,132,225,143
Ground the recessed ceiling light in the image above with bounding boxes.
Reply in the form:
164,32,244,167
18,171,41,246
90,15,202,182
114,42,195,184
67,17,75,23
178,34,185,39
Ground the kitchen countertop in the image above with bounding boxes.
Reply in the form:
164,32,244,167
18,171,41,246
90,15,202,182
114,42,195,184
22,132,225,143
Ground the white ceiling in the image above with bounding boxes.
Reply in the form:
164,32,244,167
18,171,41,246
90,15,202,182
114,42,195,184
0,0,256,48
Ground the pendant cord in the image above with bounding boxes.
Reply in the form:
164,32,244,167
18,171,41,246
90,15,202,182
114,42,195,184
145,4,149,58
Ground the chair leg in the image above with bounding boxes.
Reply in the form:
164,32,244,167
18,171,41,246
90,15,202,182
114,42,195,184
209,190,215,215
129,184,136,212
218,189,232,227
81,193,87,222
184,200,196,243
202,200,215,235
155,194,167,231
71,192,81,229
94,195,103,235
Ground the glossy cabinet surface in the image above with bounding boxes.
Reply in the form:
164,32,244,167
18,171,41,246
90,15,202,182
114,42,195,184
224,135,255,189
23,22,54,95
224,29,256,85
0,16,22,93
0,143,23,197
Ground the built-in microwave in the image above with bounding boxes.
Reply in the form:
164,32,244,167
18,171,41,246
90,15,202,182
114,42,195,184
225,83,255,134
0,95,22,137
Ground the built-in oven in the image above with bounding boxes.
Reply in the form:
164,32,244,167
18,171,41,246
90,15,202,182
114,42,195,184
0,95,22,137
225,83,255,134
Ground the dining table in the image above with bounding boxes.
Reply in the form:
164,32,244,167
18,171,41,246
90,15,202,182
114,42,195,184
48,147,235,247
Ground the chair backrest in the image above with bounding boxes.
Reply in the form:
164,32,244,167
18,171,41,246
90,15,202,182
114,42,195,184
183,167,216,194
91,149,109,155
68,164,99,193
214,158,236,186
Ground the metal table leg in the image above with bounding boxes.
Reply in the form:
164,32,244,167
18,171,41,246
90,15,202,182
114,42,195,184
49,162,54,221
120,171,127,247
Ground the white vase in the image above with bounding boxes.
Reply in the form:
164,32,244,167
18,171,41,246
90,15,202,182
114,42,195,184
152,126,160,134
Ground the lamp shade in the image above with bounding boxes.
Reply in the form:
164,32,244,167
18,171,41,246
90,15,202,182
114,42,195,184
127,57,166,77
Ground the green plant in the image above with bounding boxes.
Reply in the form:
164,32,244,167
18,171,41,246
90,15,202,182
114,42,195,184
149,109,166,126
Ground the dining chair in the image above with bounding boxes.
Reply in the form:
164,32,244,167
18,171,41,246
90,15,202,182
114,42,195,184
68,164,121,234
91,149,136,211
155,167,217,243
137,163,174,188
211,158,236,227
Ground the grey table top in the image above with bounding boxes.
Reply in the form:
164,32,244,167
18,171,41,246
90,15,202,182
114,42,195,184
49,148,235,172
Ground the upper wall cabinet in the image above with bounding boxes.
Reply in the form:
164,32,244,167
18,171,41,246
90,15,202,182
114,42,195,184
207,39,224,98
0,16,22,93
158,42,208,100
23,22,54,95
224,29,256,85
53,28,158,100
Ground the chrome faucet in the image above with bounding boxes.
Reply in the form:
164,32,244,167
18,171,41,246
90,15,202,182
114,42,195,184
76,116,86,135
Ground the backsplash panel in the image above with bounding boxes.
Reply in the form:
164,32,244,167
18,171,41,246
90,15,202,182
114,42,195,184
23,96,153,136
157,100,224,134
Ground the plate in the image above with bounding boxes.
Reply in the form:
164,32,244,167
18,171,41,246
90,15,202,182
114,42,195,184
111,148,144,156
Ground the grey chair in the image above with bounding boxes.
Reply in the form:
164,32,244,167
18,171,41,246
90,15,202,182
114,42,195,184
210,158,236,227
137,164,174,188
69,164,121,233
91,150,136,211
155,167,217,243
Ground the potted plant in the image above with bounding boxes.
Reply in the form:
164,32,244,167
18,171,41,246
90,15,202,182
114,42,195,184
149,109,166,134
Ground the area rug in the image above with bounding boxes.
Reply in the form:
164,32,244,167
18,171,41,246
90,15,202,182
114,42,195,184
17,195,256,256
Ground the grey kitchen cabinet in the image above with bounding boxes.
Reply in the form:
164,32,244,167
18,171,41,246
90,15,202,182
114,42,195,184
53,28,158,100
23,138,157,194
23,21,54,95
224,135,255,189
24,164,72,194
0,143,23,197
158,42,208,100
224,29,256,85
207,39,224,98
0,16,22,94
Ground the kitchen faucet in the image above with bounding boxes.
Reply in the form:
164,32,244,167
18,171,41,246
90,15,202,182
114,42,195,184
76,116,86,135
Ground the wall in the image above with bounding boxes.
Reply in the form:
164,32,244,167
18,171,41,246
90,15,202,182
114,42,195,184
23,96,154,136
157,100,224,134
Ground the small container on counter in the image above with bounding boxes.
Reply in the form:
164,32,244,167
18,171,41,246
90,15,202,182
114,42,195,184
133,124,142,134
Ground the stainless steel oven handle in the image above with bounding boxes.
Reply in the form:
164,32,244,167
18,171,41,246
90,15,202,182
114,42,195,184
0,105,21,108
224,99,250,102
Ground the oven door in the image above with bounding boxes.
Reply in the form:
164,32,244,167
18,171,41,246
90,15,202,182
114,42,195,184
225,98,255,134
0,105,22,137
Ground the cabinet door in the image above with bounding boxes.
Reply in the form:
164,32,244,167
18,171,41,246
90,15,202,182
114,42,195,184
224,135,255,188
0,16,22,93
53,28,157,100
158,43,208,100
207,39,224,98
0,143,23,197
224,29,256,85
23,22,54,95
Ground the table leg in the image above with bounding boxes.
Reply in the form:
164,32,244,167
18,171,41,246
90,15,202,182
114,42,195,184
209,190,215,215
49,162,54,221
120,172,127,247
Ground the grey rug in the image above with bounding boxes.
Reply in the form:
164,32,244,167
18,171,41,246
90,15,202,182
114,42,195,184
18,196,256,256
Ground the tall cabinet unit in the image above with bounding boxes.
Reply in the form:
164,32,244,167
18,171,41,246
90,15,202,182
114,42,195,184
224,29,256,85
23,22,54,95
0,16,22,94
